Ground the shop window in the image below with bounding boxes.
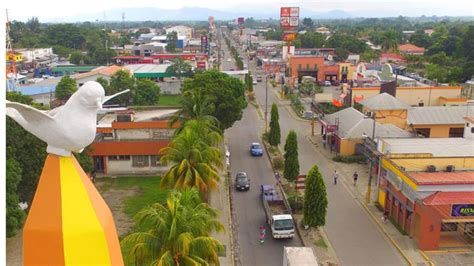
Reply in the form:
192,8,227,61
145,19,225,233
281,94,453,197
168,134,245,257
298,64,302,70
150,155,162,167
441,223,458,232
108,155,130,161
449,127,464,138
132,155,149,167
415,128,430,138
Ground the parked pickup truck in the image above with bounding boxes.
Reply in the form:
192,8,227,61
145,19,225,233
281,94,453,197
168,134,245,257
261,184,295,239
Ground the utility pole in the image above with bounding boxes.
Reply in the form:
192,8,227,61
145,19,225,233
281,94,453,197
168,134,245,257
366,112,377,204
105,40,109,65
265,74,268,132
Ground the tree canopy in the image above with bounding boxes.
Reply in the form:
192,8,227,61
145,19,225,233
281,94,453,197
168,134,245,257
284,130,299,181
55,76,77,100
303,165,328,228
181,70,247,130
268,103,281,146
165,57,193,79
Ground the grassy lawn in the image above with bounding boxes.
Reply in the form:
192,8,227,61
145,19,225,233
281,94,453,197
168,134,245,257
158,95,181,106
97,176,169,218
314,237,328,249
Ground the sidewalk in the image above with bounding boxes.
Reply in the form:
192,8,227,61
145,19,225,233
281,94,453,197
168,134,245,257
209,144,234,266
307,135,430,266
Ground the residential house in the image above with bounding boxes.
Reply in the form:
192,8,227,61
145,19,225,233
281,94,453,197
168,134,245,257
399,44,425,55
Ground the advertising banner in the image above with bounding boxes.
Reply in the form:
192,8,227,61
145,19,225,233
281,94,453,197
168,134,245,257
280,7,299,28
238,17,245,25
451,204,474,217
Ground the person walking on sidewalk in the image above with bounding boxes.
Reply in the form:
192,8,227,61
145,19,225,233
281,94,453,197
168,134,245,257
353,171,358,186
333,170,338,185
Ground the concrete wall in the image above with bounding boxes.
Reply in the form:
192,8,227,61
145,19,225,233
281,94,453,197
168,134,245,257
392,157,474,172
115,128,175,140
31,92,54,106
159,81,182,95
106,157,168,175
339,138,363,156
363,107,408,129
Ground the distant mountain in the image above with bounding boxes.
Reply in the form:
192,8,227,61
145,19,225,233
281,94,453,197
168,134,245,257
67,7,354,22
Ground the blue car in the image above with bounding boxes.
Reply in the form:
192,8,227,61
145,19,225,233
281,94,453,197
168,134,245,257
250,142,263,156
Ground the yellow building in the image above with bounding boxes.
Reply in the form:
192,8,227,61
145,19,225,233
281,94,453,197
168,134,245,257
320,107,412,155
352,86,467,106
6,52,23,62
360,93,473,138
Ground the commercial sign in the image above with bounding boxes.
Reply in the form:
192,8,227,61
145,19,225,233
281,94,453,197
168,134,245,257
197,61,206,69
280,7,299,28
238,17,245,25
282,32,297,41
200,35,208,53
451,204,474,217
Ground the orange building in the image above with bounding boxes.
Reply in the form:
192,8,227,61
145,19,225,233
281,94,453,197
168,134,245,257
91,109,179,176
399,43,425,55
288,55,354,83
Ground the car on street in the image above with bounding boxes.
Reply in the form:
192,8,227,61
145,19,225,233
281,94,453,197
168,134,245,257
250,142,263,156
253,79,258,85
235,172,250,191
227,58,232,62
257,75,263,82
324,80,332,86
20,70,29,75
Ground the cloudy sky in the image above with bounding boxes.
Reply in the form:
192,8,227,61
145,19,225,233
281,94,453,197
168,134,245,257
5,0,474,21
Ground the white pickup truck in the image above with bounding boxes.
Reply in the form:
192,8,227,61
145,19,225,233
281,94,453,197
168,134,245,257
261,184,295,239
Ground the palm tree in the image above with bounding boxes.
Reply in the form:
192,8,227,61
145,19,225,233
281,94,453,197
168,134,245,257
381,29,400,52
169,90,220,135
121,189,224,265
159,127,222,196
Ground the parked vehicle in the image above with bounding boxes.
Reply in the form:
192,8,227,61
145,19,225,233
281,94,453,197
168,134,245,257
283,247,318,266
250,142,263,156
253,79,258,85
261,184,295,239
324,80,331,86
235,172,250,191
257,75,263,82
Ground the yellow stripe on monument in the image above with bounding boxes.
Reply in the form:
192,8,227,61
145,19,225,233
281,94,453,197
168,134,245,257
60,157,111,265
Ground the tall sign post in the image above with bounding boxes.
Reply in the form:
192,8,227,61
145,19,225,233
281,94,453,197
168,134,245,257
238,17,245,35
280,7,299,54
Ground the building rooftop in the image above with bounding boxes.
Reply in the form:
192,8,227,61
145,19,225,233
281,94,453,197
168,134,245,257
360,93,412,110
71,65,127,80
409,171,474,186
124,64,172,78
324,107,412,139
380,138,474,157
423,191,474,205
398,43,425,53
17,78,61,95
97,109,179,128
408,106,474,125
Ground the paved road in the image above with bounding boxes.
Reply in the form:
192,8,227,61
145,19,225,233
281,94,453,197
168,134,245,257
222,32,303,266
247,56,407,264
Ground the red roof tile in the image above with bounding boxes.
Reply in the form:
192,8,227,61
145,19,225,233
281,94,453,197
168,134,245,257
398,44,425,53
409,171,474,185
423,192,474,205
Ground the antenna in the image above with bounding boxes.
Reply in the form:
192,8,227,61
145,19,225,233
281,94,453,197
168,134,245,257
122,12,125,30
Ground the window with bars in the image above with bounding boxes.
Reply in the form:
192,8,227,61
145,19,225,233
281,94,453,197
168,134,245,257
150,155,162,166
108,155,131,161
132,155,149,167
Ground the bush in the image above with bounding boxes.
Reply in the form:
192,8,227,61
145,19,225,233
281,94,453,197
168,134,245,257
287,192,303,212
272,156,284,170
332,154,366,164
262,132,269,142
289,95,305,115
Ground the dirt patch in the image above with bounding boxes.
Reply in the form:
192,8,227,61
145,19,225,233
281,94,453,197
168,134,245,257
6,183,139,265
96,183,139,238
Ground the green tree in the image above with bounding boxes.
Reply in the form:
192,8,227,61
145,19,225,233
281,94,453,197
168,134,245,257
109,69,135,105
360,49,381,63
409,30,432,48
169,89,220,135
462,25,474,61
283,131,299,182
121,189,224,265
303,165,328,228
302,18,314,30
6,156,26,237
96,76,110,92
426,63,448,83
380,29,401,52
181,70,247,130
55,76,77,100
268,103,281,146
52,45,72,59
165,57,193,79
134,79,161,106
69,51,85,65
166,31,178,52
26,17,41,33
296,32,325,49
159,127,222,198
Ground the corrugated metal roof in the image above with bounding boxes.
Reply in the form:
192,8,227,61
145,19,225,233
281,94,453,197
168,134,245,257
381,138,474,157
360,93,412,110
408,106,474,125
324,107,412,139
423,191,474,205
410,172,474,185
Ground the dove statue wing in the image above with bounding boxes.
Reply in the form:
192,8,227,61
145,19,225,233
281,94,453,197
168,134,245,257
6,101,55,128
102,89,130,104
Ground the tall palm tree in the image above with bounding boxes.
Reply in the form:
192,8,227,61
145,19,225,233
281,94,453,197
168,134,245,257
381,29,400,52
121,189,224,265
160,127,222,196
169,90,220,135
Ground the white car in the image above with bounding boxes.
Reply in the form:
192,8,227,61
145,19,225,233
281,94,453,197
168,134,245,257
227,58,232,62
253,79,258,85
20,70,29,75
324,80,331,86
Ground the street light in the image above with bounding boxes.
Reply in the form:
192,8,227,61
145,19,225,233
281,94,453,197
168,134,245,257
265,73,268,132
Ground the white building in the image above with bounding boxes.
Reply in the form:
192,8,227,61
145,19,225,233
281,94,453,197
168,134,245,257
166,25,193,40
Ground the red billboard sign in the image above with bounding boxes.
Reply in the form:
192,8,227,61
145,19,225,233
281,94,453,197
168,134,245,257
238,17,245,25
197,61,206,69
280,7,299,28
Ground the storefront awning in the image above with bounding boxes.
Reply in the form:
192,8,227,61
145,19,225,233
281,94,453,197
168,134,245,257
423,192,474,222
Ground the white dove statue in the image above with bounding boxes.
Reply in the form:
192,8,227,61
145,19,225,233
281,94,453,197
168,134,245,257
6,81,129,157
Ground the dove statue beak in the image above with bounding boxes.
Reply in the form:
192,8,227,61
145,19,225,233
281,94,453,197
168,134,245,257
96,99,103,109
